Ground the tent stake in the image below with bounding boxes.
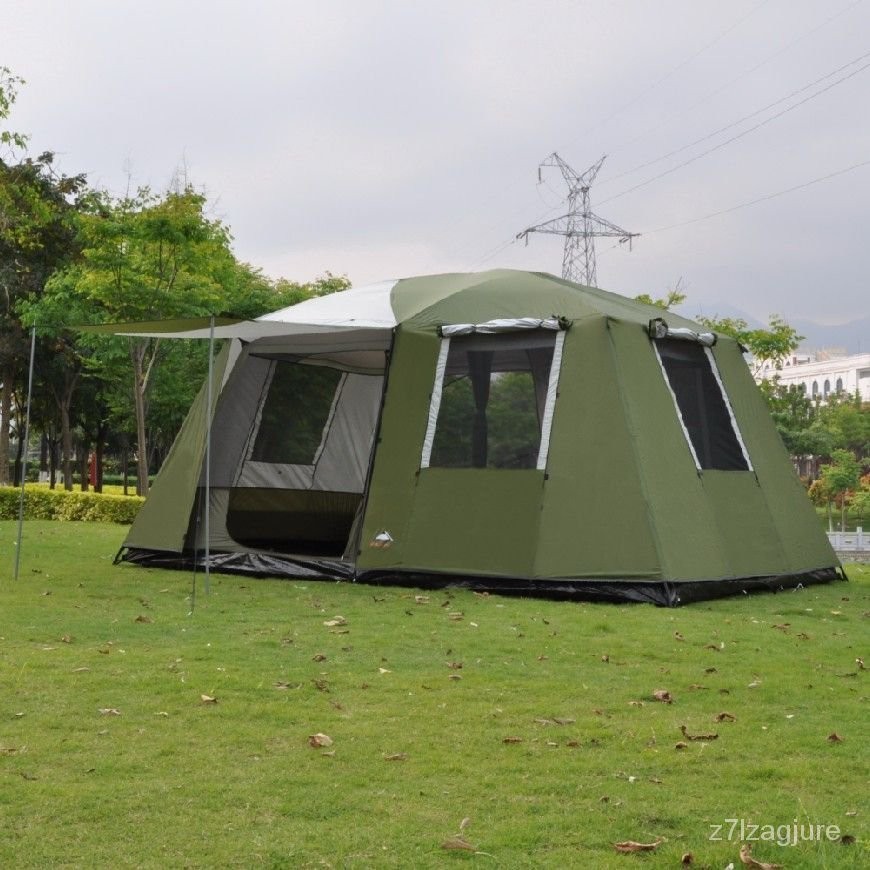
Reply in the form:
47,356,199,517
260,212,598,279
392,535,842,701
13,326,37,582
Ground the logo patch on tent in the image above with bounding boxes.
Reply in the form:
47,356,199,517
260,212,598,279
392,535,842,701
370,530,394,549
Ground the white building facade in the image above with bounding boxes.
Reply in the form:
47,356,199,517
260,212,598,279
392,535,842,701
756,352,870,402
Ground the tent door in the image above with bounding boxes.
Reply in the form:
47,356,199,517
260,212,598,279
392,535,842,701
205,348,386,559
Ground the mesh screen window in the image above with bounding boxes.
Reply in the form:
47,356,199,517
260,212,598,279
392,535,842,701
656,340,749,471
251,362,342,465
430,332,556,469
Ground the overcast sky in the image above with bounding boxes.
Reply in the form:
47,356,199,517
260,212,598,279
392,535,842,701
2,0,869,323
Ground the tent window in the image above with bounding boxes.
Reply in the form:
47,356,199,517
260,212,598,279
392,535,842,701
250,362,342,465
655,339,751,471
425,331,559,469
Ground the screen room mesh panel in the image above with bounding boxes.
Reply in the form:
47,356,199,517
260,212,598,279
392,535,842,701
250,362,342,465
656,340,749,471
430,332,555,469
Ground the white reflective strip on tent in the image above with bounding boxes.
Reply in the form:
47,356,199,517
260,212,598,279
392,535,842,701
419,338,451,469
441,317,563,337
704,346,754,471
536,330,566,471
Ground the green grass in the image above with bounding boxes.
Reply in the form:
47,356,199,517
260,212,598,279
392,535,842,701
1,521,867,868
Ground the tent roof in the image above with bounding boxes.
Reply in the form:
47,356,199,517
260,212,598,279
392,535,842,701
84,270,707,340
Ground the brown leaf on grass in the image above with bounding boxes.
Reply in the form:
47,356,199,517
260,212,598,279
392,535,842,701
448,612,464,621
441,836,476,851
72,667,90,673
459,817,471,831
688,684,707,690
383,753,407,761
715,711,737,722
705,643,722,651
98,708,121,716
738,842,783,868
446,661,463,669
313,679,330,692
797,632,811,640
675,741,688,750
674,631,685,641
311,653,327,662
502,736,523,744
827,732,844,742
680,724,718,741
566,740,580,747
414,595,430,604
552,716,575,725
308,732,333,748
613,837,663,853
681,853,694,865
856,657,865,670
601,654,610,662
60,635,73,644
134,615,153,624
323,616,347,627
628,700,644,707
448,673,462,681
772,623,790,632
652,689,673,704
840,834,855,845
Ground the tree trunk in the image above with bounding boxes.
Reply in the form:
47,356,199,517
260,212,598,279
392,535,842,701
0,365,12,486
130,341,150,497
60,398,74,491
95,436,105,493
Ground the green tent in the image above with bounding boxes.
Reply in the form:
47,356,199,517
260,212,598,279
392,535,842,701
118,270,841,605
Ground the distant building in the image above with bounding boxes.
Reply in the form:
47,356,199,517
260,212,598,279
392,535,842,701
755,350,870,402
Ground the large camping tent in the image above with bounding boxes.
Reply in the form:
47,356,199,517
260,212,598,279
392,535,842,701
116,270,840,605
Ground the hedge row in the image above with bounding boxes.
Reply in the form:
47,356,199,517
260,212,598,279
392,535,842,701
0,486,144,524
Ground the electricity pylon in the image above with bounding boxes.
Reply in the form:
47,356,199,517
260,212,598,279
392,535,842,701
517,153,638,287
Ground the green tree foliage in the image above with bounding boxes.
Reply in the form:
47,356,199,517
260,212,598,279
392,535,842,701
1,139,87,485
34,184,264,495
820,448,862,531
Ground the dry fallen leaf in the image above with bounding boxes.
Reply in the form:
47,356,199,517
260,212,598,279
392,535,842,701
447,661,463,669
674,631,685,641
60,635,73,644
681,853,694,865
414,595,430,604
134,614,153,624
738,842,783,869
840,834,855,845
441,836,476,852
680,724,718,742
827,732,844,742
200,694,218,704
383,753,407,761
312,653,327,662
652,689,673,704
613,838,663,853
502,736,523,744
308,732,333,748
715,711,737,722
674,740,688,750
323,616,347,627
98,708,121,716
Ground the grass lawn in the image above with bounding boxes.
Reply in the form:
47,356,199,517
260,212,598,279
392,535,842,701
1,521,867,868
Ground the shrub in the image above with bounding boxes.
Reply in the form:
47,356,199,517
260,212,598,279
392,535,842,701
0,486,143,524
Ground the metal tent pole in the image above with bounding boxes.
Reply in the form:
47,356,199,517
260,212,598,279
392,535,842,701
204,315,215,596
13,326,37,582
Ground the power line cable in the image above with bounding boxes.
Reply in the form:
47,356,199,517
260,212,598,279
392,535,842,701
604,0,866,161
601,48,870,186
643,158,870,235
596,59,870,207
583,0,770,140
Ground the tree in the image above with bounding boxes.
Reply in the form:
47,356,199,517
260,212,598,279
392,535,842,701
820,448,861,531
695,313,803,377
40,185,245,495
634,277,687,311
